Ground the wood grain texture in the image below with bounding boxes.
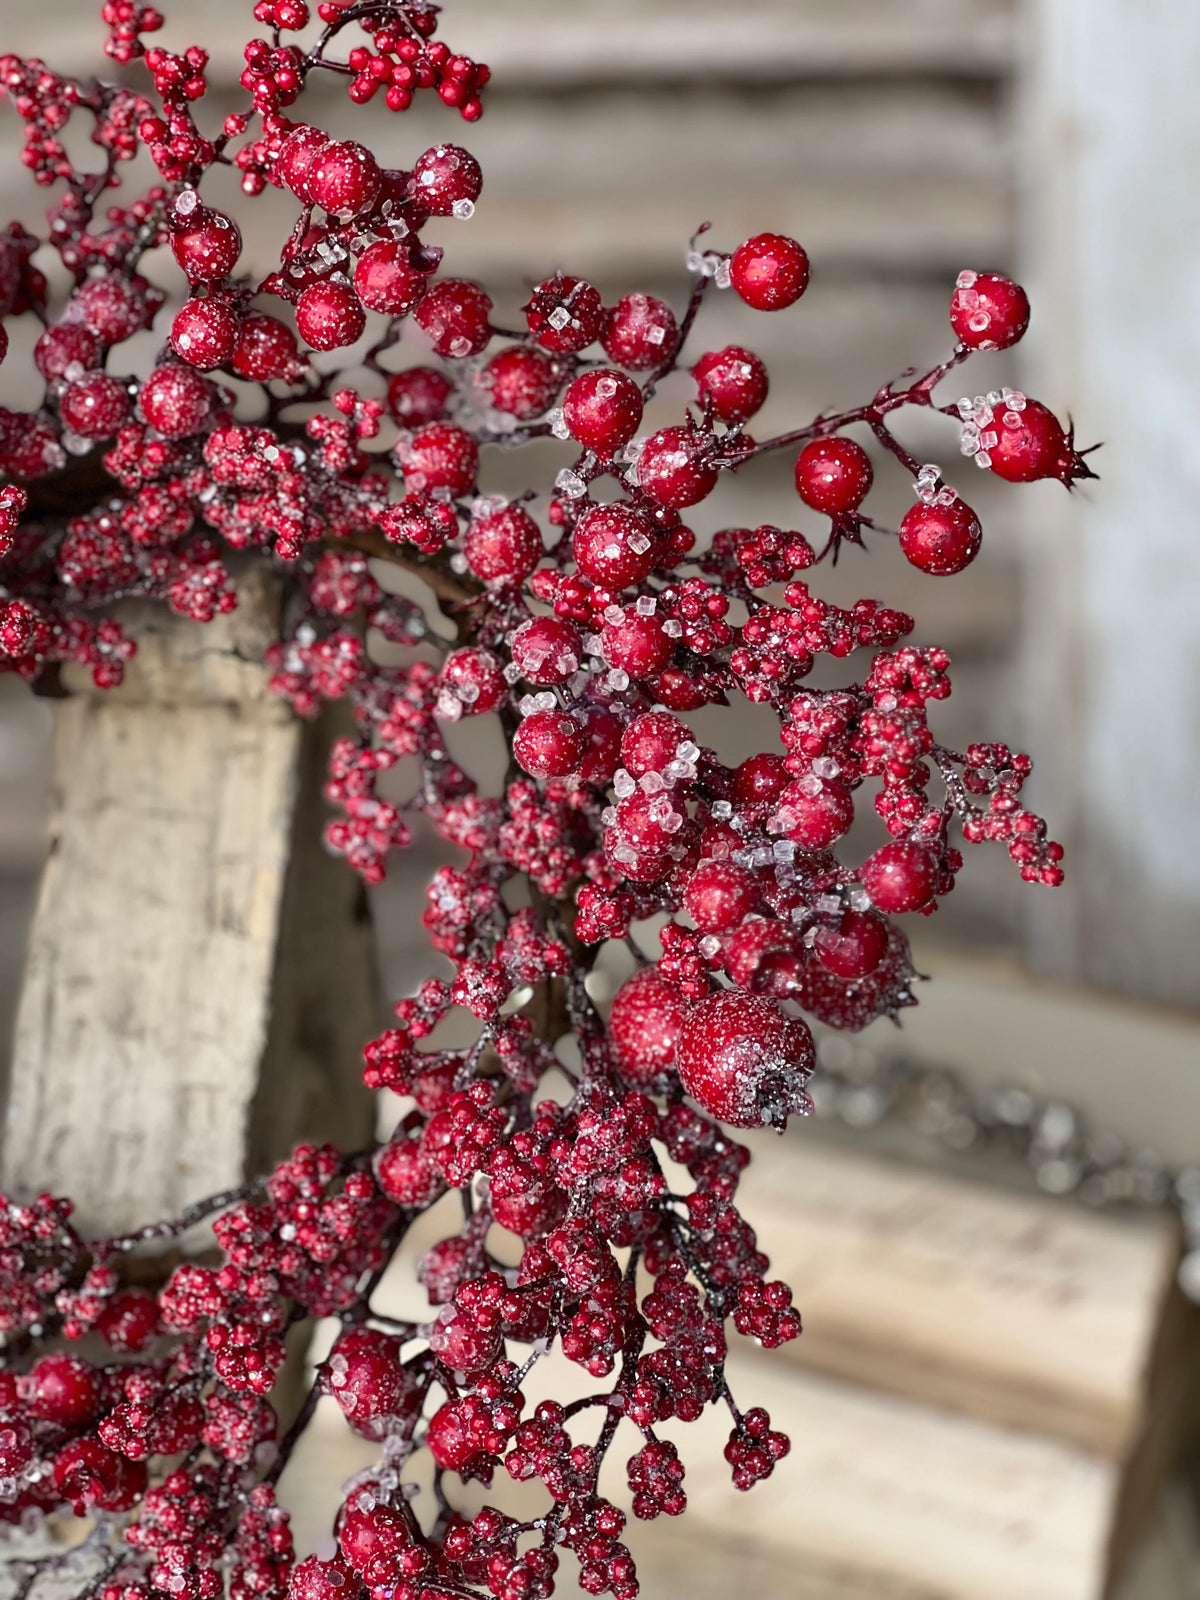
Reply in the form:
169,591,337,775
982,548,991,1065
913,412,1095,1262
0,570,375,1234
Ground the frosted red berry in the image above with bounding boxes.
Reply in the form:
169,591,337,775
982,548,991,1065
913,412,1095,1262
811,908,890,980
562,369,643,457
691,345,769,425
415,277,492,358
275,125,332,201
479,344,560,419
899,496,982,575
676,990,814,1128
170,205,242,282
139,363,213,437
602,292,678,369
309,140,381,217
982,398,1084,485
684,860,757,932
397,421,478,497
524,274,604,354
510,616,581,685
386,366,452,426
860,841,938,913
411,143,482,216
170,297,238,369
773,776,855,850
794,436,873,515
514,710,585,778
60,372,130,439
296,281,366,351
949,270,1030,351
608,966,688,1087
572,503,659,589
636,425,719,509
353,240,427,315
730,233,810,311
232,312,303,381
464,503,541,586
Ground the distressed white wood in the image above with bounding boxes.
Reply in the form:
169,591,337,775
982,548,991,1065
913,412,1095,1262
0,570,376,1234
1018,0,1200,1006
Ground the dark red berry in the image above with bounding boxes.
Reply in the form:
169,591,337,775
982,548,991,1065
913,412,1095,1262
860,841,937,912
170,205,242,283
773,776,855,850
232,312,304,381
386,366,453,426
572,503,659,589
464,503,541,586
510,616,581,685
170,297,239,369
636,425,718,509
296,281,366,351
982,398,1086,485
309,140,382,217
684,860,757,932
794,437,873,515
524,274,604,354
140,363,213,438
353,241,427,316
478,344,560,418
59,372,130,440
33,322,100,380
275,125,332,202
602,293,678,370
608,966,687,1087
676,990,814,1127
415,278,493,358
691,345,769,424
411,143,482,217
397,421,478,497
514,710,585,778
811,908,890,979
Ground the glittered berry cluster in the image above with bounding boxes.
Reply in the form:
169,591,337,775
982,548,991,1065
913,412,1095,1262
0,3,1091,1598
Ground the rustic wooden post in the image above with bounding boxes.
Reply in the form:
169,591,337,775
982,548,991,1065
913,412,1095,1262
1018,0,1200,1008
0,565,377,1234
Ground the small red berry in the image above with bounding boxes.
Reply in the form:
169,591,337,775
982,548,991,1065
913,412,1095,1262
478,344,560,419
33,322,100,380
773,776,855,850
730,233,810,311
411,143,482,217
463,503,541,586
275,125,332,202
981,398,1087,485
435,646,505,719
794,437,873,515
296,281,366,351
949,270,1030,351
232,312,304,381
621,711,690,777
524,274,604,354
59,372,130,440
510,616,581,685
171,205,242,283
899,496,982,575
691,345,769,425
140,363,213,438
397,422,478,497
600,606,673,679
684,860,757,932
811,908,890,980
608,966,688,1086
562,369,643,457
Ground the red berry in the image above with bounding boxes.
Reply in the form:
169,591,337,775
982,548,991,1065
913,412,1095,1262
798,922,916,1031
949,270,1030,351
981,398,1081,485
139,363,213,438
325,1327,416,1435
732,753,789,807
29,1354,101,1426
691,345,769,424
375,1135,443,1207
95,1289,159,1352
353,240,427,315
562,369,643,457
600,606,673,679
170,297,239,369
510,616,581,685
794,437,873,515
478,344,560,419
602,292,678,370
296,281,366,351
514,710,585,778
74,275,149,345
386,366,453,426
426,1402,481,1474
275,125,332,201
608,966,687,1086
684,860,757,932
899,496,982,575
579,706,623,785
53,1438,146,1514
723,918,805,998
730,233,810,311
773,776,854,850
620,711,690,777
59,371,130,440
676,990,814,1128
309,140,382,217
33,322,100,380
524,274,604,354
572,503,660,589
464,503,541,585
636,425,718,509
397,421,478,497
290,1557,365,1600
435,647,505,719
860,841,937,913
415,278,493,358
170,205,242,283
811,908,890,980
232,312,304,381
411,143,482,217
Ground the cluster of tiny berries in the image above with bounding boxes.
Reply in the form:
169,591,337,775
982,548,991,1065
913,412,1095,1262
0,1,1088,1597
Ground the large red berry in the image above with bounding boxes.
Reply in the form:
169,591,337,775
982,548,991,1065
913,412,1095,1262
562,369,643,457
232,312,303,381
464,503,541,585
860,841,937,913
411,143,483,217
514,710,585,778
810,908,890,980
730,233,810,311
59,372,130,440
29,1354,101,1426
478,345,560,418
275,125,332,201
636,425,719,509
415,278,493,358
676,990,814,1127
772,776,855,850
290,1557,366,1600
296,281,366,351
949,270,1030,351
620,710,690,777
375,1135,443,1207
602,292,678,370
386,366,453,426
608,965,688,1086
435,647,506,719
899,496,982,575
139,363,213,438
572,503,659,589
981,398,1080,484
53,1438,146,1514
171,205,242,283
798,922,915,1031
95,1289,159,1352
794,437,872,515
691,345,769,424
324,1327,415,1436
600,606,673,678
353,241,427,315
732,753,790,808
510,616,581,685
33,322,100,380
684,860,757,932
309,140,382,217
397,422,478,497
524,274,604,354
74,275,149,344
170,297,238,369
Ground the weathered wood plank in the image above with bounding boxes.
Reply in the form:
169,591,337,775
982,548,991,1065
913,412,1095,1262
0,569,376,1234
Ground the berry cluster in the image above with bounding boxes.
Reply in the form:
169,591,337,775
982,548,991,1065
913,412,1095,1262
0,2,1089,1597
